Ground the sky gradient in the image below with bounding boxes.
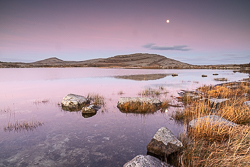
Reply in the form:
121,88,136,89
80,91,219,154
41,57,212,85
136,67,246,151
1,0,250,65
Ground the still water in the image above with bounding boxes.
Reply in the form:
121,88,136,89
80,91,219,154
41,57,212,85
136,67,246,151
0,68,248,167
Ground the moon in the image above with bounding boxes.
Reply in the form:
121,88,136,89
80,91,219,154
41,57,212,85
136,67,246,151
166,19,170,23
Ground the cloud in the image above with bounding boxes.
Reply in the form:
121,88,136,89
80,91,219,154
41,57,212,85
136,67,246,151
142,43,191,51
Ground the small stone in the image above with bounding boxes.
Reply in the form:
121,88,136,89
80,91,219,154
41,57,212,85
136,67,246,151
61,94,89,111
82,105,97,114
243,101,250,108
202,75,207,77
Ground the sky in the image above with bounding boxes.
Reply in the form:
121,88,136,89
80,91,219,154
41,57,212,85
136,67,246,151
0,0,250,65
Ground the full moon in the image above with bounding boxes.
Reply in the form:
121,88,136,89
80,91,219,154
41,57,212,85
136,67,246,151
166,19,170,23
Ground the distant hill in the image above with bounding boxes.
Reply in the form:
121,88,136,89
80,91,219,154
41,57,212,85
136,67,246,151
0,53,249,70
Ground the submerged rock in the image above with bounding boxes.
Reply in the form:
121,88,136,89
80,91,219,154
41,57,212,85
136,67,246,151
214,78,228,81
189,115,237,128
202,75,207,77
117,97,161,113
82,105,99,114
147,127,183,157
123,155,172,167
61,94,89,111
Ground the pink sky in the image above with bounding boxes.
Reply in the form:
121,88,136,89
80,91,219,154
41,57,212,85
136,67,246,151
0,0,250,65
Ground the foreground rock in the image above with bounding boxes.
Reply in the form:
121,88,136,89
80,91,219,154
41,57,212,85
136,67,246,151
123,155,173,167
117,97,161,113
61,94,89,111
147,127,183,158
189,115,238,128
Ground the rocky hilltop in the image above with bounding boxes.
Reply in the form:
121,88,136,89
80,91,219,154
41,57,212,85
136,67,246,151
0,53,249,70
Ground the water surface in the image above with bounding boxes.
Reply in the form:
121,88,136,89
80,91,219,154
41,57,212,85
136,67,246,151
0,68,248,166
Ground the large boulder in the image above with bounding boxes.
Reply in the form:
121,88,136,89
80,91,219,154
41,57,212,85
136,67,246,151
117,97,161,113
189,115,238,128
147,127,183,157
123,155,173,167
61,94,89,111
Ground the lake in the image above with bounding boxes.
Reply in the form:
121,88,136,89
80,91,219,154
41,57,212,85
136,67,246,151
0,68,248,167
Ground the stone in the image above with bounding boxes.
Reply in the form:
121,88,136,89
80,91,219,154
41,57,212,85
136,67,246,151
208,98,229,108
202,75,207,77
82,105,98,114
61,94,89,111
243,101,250,108
117,97,162,113
118,97,161,105
172,73,178,77
214,78,228,81
189,115,238,128
123,155,172,167
147,127,183,157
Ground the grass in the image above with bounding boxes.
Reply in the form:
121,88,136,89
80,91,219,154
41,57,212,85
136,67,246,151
173,82,250,166
117,102,158,113
138,87,167,97
87,93,105,106
118,90,125,95
4,120,44,132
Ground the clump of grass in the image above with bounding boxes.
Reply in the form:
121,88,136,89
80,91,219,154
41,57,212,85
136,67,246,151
4,120,44,132
87,93,105,106
33,99,49,105
179,125,250,166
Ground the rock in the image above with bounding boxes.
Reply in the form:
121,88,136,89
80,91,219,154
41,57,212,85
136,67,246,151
123,155,172,167
214,78,228,81
208,98,229,108
147,127,183,157
82,105,99,114
61,94,89,111
202,75,207,77
243,101,250,108
189,115,238,128
213,73,219,75
117,97,161,113
172,73,178,77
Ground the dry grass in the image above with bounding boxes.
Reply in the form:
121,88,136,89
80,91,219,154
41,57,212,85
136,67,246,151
174,82,250,166
87,93,105,106
117,102,158,113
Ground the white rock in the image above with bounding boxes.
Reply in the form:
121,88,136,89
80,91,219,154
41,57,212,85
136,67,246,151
123,155,172,167
153,127,183,147
61,94,89,107
189,115,238,128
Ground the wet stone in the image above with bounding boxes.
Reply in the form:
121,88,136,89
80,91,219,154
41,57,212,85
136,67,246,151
123,155,173,167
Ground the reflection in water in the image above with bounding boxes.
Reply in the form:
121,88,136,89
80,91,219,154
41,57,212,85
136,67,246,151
0,68,248,166
4,121,44,132
82,112,97,118
115,73,169,81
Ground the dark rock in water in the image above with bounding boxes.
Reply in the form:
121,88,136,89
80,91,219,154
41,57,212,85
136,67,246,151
123,155,173,167
82,112,96,118
202,75,207,77
147,127,183,158
82,104,99,114
61,94,89,111
117,97,161,113
172,73,178,77
189,115,238,128
214,78,228,81
213,73,219,75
